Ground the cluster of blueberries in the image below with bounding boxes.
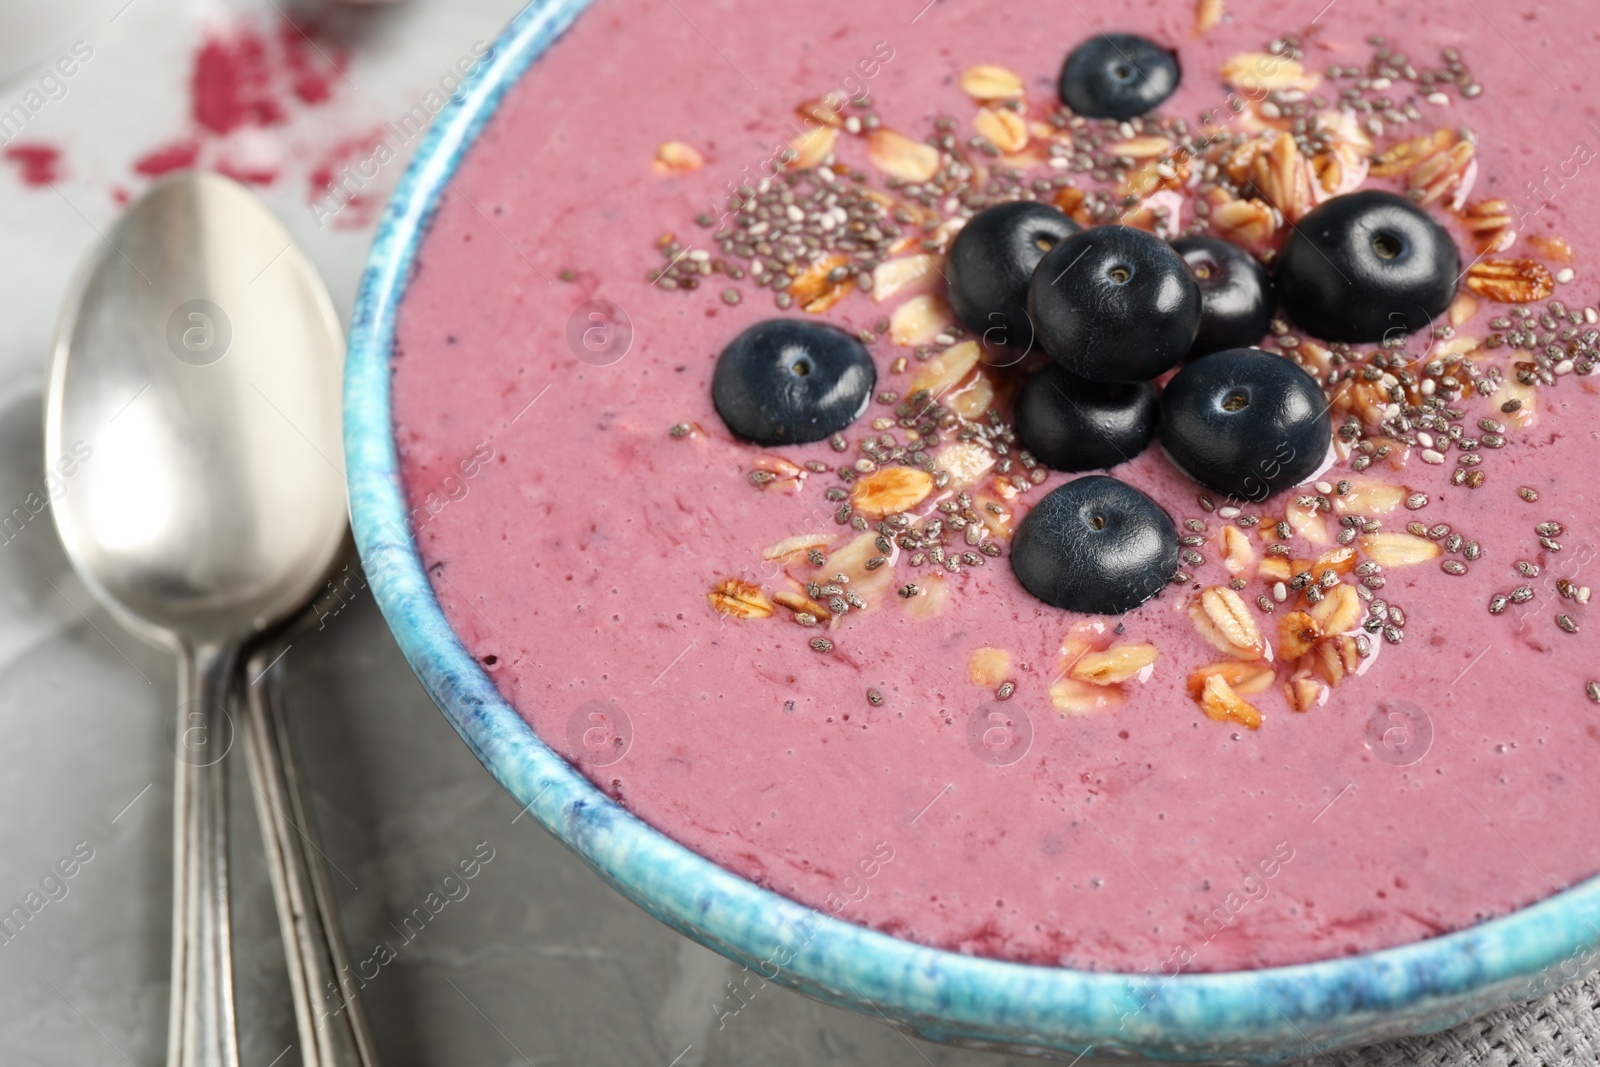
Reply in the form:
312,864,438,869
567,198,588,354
710,33,1463,615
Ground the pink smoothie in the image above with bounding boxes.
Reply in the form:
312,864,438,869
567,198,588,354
391,0,1600,971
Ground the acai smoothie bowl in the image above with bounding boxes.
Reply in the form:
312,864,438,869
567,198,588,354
345,0,1600,1060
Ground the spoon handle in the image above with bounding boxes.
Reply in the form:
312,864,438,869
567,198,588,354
240,644,382,1067
171,644,241,1067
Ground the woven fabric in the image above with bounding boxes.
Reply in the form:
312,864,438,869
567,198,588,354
1328,972,1600,1066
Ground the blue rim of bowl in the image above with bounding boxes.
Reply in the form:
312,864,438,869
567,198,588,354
344,1,1600,1059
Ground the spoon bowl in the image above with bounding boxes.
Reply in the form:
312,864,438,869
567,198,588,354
48,173,345,648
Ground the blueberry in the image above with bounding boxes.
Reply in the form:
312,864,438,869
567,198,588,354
711,319,875,445
1276,190,1460,343
1058,34,1179,120
1015,364,1158,472
1159,348,1332,502
1172,236,1275,357
947,201,1080,352
1028,225,1201,383
1010,475,1179,615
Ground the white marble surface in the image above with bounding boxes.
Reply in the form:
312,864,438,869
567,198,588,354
0,2,1576,1065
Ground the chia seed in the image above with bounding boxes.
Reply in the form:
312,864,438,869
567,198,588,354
1557,613,1579,634
809,637,834,653
867,688,884,706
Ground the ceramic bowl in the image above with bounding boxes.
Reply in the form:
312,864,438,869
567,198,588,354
344,2,1600,1060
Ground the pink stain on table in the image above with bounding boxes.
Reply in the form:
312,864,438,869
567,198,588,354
192,27,286,134
118,12,357,206
279,20,347,106
133,139,201,178
3,6,406,215
4,143,62,186
214,158,280,187
306,127,390,229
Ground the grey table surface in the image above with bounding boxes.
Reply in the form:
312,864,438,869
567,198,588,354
0,2,1594,1065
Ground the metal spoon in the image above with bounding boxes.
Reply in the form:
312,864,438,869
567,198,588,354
239,545,382,1067
46,172,350,1067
